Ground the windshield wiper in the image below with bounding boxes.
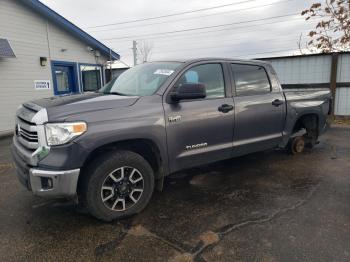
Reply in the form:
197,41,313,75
102,91,127,96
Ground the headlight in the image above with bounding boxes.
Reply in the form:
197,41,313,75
45,122,87,146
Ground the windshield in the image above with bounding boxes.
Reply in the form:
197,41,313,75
100,62,181,96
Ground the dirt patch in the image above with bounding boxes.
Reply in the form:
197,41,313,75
127,225,152,237
199,231,220,246
168,253,193,262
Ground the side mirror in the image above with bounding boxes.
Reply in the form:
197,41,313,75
170,83,206,102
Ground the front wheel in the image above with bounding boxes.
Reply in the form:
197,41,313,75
81,150,155,221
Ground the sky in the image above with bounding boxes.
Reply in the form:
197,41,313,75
40,0,321,66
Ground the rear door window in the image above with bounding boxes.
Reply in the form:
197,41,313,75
231,64,271,96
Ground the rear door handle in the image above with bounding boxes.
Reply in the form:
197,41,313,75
272,99,284,107
218,104,234,113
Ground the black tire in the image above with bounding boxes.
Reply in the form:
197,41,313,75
80,150,154,221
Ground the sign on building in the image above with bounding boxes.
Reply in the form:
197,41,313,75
34,80,50,90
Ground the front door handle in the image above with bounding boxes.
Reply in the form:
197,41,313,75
218,104,234,113
272,99,284,107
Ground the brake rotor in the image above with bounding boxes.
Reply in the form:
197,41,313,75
291,136,305,154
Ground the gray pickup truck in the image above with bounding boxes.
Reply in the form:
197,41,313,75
12,58,331,221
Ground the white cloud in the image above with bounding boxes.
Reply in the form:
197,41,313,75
40,0,321,65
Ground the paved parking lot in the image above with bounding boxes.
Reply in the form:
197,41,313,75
0,126,349,262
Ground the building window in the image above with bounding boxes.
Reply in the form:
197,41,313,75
80,65,103,91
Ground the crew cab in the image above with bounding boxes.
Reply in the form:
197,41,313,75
12,58,331,221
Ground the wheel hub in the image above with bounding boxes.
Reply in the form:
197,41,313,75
117,182,130,194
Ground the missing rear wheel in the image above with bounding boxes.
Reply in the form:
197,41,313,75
290,136,305,155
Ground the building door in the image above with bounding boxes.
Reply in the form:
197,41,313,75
52,62,78,95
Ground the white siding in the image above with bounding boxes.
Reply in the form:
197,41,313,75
266,54,350,116
335,54,350,115
267,55,332,84
334,87,350,116
337,53,350,82
0,0,109,134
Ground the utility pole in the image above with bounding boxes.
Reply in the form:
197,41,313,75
109,48,112,82
132,40,137,66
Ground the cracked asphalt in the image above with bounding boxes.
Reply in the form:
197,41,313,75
0,125,349,262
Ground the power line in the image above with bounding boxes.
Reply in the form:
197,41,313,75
101,13,300,41
154,48,301,59
150,37,303,55
115,32,306,57
114,48,301,66
150,30,313,51
135,17,307,42
107,16,308,45
84,0,260,29
88,0,293,33
111,18,311,53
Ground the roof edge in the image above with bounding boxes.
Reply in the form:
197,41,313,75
256,51,350,60
19,0,120,60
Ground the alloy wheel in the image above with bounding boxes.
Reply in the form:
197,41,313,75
100,166,144,211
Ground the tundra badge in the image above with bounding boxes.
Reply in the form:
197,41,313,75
186,143,208,150
168,115,181,123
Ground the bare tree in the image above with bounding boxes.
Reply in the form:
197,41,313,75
138,41,153,63
299,0,350,53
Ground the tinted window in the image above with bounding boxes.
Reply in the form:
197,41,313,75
176,63,225,99
80,65,102,91
231,64,271,96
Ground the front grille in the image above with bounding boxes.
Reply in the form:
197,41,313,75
18,124,38,142
16,105,40,151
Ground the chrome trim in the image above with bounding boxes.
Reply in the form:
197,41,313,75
17,135,38,149
17,105,37,123
36,125,48,149
17,117,37,132
14,104,50,166
13,136,37,166
32,108,50,125
29,168,80,197
19,129,38,139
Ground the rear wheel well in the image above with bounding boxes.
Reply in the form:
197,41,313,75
292,114,319,146
293,114,319,134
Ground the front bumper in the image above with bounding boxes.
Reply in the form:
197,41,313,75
12,142,80,197
29,168,80,197
11,103,81,198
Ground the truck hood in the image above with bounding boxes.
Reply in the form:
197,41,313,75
30,93,139,121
